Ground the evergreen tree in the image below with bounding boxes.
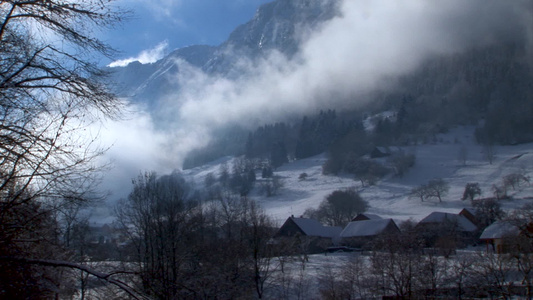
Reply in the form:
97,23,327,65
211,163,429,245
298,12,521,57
270,141,288,168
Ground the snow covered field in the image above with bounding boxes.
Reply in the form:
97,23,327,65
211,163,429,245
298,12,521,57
183,126,533,226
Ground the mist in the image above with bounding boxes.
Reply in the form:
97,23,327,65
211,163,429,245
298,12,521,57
98,0,531,204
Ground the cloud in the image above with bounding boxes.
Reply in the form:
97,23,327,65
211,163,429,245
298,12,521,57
118,0,183,16
108,40,169,67
95,103,175,200
141,0,528,167
117,0,186,29
145,0,184,19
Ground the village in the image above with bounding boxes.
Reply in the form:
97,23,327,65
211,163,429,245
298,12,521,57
264,206,533,299
275,210,531,255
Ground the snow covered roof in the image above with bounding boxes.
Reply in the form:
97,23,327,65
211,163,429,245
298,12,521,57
291,217,342,238
352,213,382,221
340,219,397,238
418,212,477,232
480,221,521,240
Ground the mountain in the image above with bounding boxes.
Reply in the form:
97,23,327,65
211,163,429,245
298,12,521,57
108,0,340,104
106,0,533,170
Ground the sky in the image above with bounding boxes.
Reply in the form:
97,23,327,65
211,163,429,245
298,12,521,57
103,0,271,66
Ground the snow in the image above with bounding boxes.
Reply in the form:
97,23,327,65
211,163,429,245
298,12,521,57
182,126,533,227
479,220,521,240
418,212,478,232
290,217,342,238
339,219,395,238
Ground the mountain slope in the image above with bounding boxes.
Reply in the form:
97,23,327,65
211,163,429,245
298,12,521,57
182,126,533,225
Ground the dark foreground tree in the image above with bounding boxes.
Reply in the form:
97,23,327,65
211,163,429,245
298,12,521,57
117,172,276,299
116,172,200,299
0,1,129,298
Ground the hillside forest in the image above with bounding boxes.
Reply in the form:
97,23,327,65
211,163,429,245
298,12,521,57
183,42,533,174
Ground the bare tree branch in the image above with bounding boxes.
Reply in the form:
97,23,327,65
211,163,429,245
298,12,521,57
0,256,148,300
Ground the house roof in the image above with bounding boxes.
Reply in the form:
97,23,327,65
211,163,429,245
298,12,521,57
290,217,342,238
352,213,382,221
340,219,397,238
418,212,477,232
460,207,477,216
480,221,521,240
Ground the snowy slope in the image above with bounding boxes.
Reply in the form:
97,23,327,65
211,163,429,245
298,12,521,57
182,126,533,226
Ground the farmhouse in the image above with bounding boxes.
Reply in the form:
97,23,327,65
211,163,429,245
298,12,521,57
339,219,400,249
459,208,481,227
416,212,478,247
275,216,342,253
480,220,533,253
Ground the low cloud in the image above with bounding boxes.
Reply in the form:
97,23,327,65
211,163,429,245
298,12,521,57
95,103,175,200
108,40,169,67
148,0,529,166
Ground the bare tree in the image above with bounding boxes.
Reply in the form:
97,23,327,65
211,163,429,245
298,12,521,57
244,200,276,299
0,1,128,297
116,172,201,299
117,172,282,299
473,252,514,298
483,143,496,164
369,227,426,298
492,184,508,200
502,173,530,191
409,185,428,202
508,237,533,299
447,254,480,299
319,263,343,300
410,179,449,202
338,255,373,299
425,179,449,202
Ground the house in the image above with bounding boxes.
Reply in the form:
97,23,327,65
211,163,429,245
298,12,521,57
416,212,478,247
352,213,382,222
275,216,342,253
480,220,533,253
459,208,481,227
339,219,400,249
